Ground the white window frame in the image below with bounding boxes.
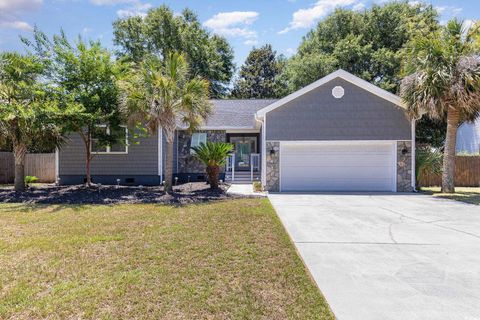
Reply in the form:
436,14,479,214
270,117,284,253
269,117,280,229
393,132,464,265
190,132,207,154
91,125,129,155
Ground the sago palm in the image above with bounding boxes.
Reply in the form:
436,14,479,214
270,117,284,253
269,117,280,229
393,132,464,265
400,19,480,193
121,52,211,192
0,52,63,192
191,141,233,190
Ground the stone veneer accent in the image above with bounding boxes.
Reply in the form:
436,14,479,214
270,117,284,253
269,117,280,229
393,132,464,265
397,141,413,192
265,141,280,192
177,130,226,174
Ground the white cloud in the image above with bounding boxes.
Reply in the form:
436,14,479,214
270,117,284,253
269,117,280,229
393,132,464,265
0,0,42,12
117,2,152,18
244,39,258,46
89,0,151,18
204,11,259,39
435,5,462,16
90,0,135,5
0,20,33,31
284,48,296,57
0,0,42,31
279,0,357,34
353,2,365,11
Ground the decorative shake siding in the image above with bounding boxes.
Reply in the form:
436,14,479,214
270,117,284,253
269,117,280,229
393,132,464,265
397,141,413,192
265,141,280,192
265,78,411,141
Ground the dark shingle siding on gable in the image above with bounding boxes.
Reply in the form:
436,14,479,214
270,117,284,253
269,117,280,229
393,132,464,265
265,78,411,141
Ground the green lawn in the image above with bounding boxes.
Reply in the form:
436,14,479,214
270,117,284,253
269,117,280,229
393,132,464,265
0,199,334,319
421,187,480,205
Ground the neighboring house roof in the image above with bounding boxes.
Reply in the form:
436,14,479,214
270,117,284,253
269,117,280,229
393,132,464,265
457,118,480,154
198,99,278,129
256,69,405,118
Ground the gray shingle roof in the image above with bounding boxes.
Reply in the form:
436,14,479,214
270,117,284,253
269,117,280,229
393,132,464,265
203,99,277,129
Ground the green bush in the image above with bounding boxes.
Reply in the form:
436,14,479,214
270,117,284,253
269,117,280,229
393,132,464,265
253,181,263,192
25,175,39,186
416,147,443,184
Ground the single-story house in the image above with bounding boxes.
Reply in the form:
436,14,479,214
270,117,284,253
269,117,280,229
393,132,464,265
456,118,480,154
56,70,415,192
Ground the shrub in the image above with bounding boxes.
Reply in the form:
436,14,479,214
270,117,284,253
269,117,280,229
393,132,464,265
25,175,39,186
191,142,233,190
253,181,263,192
416,147,443,185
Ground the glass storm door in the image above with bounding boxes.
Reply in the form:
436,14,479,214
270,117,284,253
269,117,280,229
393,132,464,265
231,137,257,171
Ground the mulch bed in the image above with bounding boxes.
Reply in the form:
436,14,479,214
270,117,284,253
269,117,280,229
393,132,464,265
0,182,246,205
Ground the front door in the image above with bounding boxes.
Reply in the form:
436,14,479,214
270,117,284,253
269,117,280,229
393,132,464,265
230,136,257,171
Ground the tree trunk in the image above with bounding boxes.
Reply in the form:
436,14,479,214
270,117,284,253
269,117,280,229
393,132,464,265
206,165,220,190
165,139,174,193
442,107,460,193
13,143,27,193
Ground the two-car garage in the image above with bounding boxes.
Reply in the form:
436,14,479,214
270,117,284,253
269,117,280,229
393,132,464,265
279,141,397,192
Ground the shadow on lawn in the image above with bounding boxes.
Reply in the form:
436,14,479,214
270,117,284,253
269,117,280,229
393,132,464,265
421,188,480,205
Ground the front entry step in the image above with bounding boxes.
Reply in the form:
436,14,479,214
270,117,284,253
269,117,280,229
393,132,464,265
225,171,260,184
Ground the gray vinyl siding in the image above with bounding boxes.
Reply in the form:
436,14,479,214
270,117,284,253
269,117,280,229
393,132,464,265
59,130,158,176
266,78,411,141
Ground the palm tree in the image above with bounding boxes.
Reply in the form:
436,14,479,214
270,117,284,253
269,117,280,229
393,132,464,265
191,141,233,190
121,52,211,192
415,147,443,186
0,52,63,192
400,19,480,193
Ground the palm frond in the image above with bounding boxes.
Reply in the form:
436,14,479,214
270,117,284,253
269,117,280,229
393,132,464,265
191,141,233,167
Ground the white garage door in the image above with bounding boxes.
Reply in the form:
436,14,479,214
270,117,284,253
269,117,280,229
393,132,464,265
280,142,396,192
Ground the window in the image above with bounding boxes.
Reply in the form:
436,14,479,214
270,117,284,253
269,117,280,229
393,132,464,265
190,132,207,154
91,125,128,154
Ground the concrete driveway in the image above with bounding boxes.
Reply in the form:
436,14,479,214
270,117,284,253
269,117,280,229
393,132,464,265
269,193,480,320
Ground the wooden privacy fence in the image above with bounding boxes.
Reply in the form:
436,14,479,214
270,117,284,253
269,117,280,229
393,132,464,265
0,152,56,183
418,156,480,187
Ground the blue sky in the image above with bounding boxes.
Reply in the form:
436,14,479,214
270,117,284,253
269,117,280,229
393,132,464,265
0,0,478,68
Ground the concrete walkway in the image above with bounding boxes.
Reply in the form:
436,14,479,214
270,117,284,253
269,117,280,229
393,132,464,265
269,193,480,320
226,184,266,197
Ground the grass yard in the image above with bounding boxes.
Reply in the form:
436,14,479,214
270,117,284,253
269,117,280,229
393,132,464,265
0,199,334,319
421,187,480,205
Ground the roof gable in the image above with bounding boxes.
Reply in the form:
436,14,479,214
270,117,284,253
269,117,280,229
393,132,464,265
256,69,405,117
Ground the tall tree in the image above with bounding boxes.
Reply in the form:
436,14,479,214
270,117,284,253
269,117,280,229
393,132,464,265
231,44,287,99
120,52,211,192
0,52,63,192
283,2,439,92
25,30,124,186
113,6,235,98
400,19,480,193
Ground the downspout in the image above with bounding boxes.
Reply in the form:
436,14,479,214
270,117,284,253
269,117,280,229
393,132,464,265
255,113,267,187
